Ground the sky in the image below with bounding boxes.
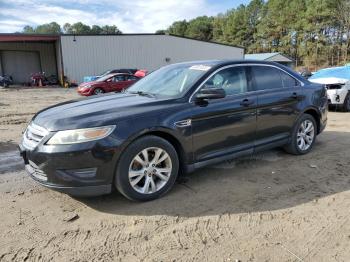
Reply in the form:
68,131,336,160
0,0,250,33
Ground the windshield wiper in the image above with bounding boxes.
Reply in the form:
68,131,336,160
128,91,156,98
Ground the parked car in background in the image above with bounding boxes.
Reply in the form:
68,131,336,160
309,65,350,111
77,73,140,96
0,74,13,87
83,69,147,82
20,60,328,201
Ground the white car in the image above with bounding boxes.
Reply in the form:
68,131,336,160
309,67,350,112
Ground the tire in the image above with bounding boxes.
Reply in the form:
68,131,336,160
342,93,350,112
284,114,317,155
93,88,104,95
115,135,179,201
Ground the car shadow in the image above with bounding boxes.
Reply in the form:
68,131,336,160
77,130,350,218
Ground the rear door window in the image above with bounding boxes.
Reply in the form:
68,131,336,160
251,66,283,91
126,75,138,81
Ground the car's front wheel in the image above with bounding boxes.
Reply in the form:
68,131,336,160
115,136,179,201
93,88,104,95
284,114,317,155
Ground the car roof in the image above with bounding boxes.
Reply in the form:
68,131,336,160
172,59,306,83
173,59,286,67
108,72,135,77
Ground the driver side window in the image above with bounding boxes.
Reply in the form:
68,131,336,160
113,75,126,82
203,67,248,96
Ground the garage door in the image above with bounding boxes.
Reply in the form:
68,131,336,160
1,51,41,83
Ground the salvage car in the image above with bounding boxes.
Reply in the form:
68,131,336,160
77,73,140,96
19,60,328,201
83,69,147,82
309,66,350,111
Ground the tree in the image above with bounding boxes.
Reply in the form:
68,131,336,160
22,22,60,34
22,25,35,34
62,23,71,34
168,20,188,36
66,22,91,34
337,0,350,63
155,29,167,34
91,25,103,34
35,22,61,34
101,25,122,34
185,16,214,41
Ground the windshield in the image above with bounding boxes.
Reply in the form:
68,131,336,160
96,74,112,82
99,70,111,77
127,63,211,98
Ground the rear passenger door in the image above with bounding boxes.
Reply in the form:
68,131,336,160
250,65,302,147
125,75,139,87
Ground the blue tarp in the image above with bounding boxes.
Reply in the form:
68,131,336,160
310,65,350,80
83,76,99,82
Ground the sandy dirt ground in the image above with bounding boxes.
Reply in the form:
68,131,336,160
0,87,349,262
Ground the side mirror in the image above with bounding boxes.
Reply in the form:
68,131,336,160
106,78,112,82
195,87,226,101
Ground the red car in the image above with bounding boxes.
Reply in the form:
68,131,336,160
77,73,140,96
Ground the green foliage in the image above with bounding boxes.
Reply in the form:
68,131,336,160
21,22,122,35
159,0,350,68
23,22,61,34
168,20,188,36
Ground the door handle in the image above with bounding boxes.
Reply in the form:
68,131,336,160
240,99,254,107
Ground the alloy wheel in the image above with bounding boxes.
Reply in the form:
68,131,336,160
128,147,172,194
94,89,103,95
297,119,315,151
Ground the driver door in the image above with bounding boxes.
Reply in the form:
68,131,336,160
110,75,128,92
191,66,257,162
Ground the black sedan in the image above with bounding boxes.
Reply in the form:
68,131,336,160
19,60,328,201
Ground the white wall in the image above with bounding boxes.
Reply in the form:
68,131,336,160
60,35,244,83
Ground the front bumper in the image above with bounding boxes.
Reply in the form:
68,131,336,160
25,161,111,196
19,134,122,197
77,87,93,96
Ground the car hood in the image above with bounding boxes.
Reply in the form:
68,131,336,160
309,77,349,85
32,93,173,131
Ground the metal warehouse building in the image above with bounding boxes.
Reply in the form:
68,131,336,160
0,34,244,84
245,52,294,68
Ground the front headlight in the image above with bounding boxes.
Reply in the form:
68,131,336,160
47,125,116,145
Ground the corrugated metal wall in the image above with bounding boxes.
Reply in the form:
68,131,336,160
60,35,244,83
0,42,57,78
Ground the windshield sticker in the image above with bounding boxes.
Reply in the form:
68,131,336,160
189,65,211,71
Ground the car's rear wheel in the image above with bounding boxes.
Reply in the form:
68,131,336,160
343,93,350,112
115,136,179,201
284,114,317,155
93,88,104,95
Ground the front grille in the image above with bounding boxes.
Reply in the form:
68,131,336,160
23,122,49,150
25,160,47,181
325,84,344,90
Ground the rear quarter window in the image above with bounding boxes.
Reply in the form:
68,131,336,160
280,71,300,87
